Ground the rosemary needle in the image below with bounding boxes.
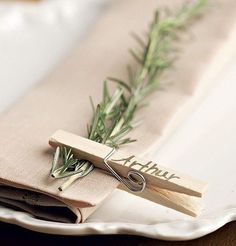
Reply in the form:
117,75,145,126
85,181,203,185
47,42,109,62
51,0,208,191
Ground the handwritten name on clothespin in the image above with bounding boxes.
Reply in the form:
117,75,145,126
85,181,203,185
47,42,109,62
49,130,207,217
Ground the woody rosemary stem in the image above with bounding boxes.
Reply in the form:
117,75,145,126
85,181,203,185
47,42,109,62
50,0,208,191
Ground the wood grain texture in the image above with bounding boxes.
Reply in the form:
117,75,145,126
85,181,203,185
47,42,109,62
1,221,236,246
49,130,206,217
49,130,207,198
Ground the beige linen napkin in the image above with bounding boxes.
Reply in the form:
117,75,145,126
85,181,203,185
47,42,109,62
0,0,236,223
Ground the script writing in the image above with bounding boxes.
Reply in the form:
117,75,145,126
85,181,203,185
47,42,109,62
112,155,180,181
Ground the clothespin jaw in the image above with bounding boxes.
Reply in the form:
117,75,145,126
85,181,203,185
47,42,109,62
49,130,207,217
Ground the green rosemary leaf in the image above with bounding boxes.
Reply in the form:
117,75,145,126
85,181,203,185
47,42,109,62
120,94,128,108
110,125,133,143
59,156,77,175
116,138,137,146
52,0,208,190
89,96,96,114
52,167,83,179
102,117,119,144
104,88,123,114
127,65,134,86
62,146,67,162
78,161,94,174
88,104,101,139
103,80,111,103
129,49,143,64
107,77,131,93
51,146,60,174
130,32,146,49
86,124,90,137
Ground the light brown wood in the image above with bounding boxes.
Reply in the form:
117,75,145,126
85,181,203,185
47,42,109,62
119,185,203,217
49,129,207,216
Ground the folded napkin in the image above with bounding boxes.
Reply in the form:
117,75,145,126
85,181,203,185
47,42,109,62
0,0,236,223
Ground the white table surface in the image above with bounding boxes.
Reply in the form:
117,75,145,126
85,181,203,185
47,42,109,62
0,0,235,240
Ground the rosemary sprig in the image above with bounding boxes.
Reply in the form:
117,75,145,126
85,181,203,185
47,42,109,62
51,0,207,191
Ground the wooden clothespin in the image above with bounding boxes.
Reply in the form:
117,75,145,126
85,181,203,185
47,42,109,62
49,130,207,217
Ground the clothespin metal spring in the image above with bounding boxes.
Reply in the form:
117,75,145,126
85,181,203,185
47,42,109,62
103,148,146,193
